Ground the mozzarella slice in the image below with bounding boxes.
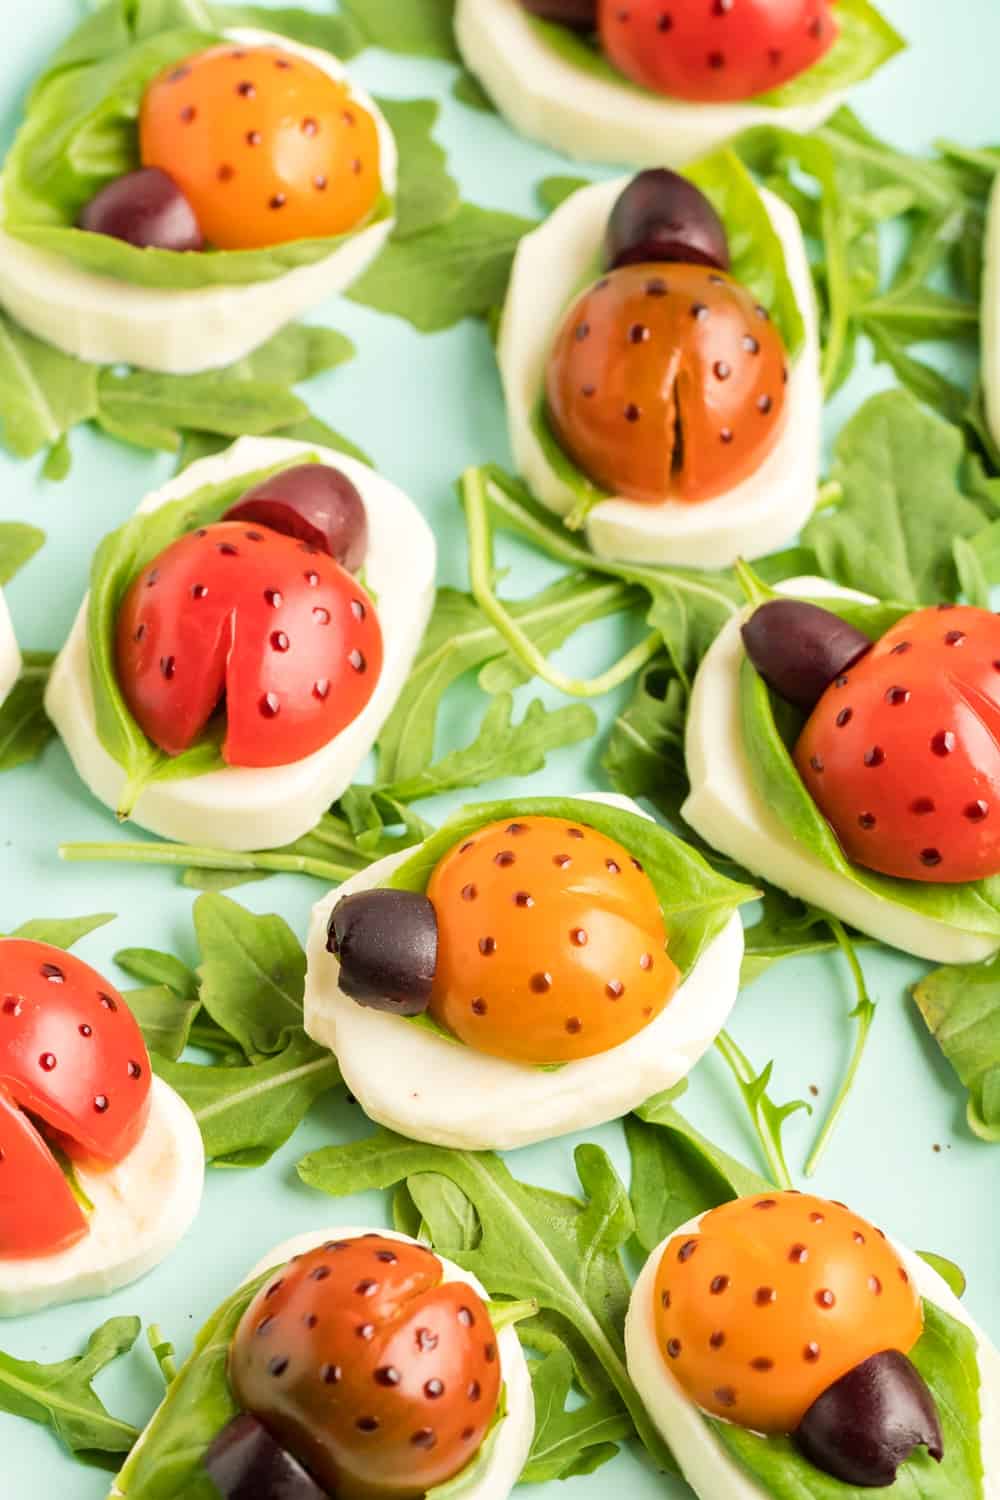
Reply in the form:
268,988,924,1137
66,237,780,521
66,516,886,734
455,0,844,167
0,1076,204,1318
626,1213,1000,1500
0,588,20,707
304,792,744,1151
45,436,437,851
498,177,821,569
0,29,397,375
112,1224,535,1500
982,175,1000,453
683,576,1000,964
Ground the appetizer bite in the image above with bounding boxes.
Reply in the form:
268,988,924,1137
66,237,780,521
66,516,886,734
0,939,203,1315
0,588,19,710
45,438,436,850
304,793,751,1150
500,163,820,567
111,1227,534,1500
0,26,396,372
455,0,902,166
685,578,1000,962
626,1190,1000,1496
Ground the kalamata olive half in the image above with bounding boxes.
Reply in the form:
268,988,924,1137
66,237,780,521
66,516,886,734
224,465,369,574
741,599,873,714
604,169,730,272
78,168,203,252
519,0,597,29
328,889,438,1015
795,1349,944,1488
203,1413,327,1500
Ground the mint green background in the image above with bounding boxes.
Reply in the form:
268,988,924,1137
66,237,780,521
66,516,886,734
1,3,998,1495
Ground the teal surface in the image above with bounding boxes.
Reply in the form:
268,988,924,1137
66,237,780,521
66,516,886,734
1,3,998,1496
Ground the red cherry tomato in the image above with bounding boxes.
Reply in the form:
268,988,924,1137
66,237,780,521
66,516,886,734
795,606,1000,883
230,1237,502,1498
598,0,838,104
140,44,381,250
116,521,383,769
0,940,152,1258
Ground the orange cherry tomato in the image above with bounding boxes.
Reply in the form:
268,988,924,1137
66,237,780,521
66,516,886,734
546,262,788,505
230,1236,501,1499
654,1192,923,1435
140,44,381,250
425,816,678,1064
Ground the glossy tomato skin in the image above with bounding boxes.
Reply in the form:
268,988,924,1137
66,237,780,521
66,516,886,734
140,45,381,250
598,0,838,103
546,262,787,505
654,1193,923,1434
230,1237,502,1500
795,606,1000,883
116,521,383,769
426,815,678,1064
0,1088,88,1259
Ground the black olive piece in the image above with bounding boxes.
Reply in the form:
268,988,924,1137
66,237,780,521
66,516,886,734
741,599,874,714
794,1349,944,1488
328,889,438,1015
78,168,203,252
224,465,369,573
203,1412,328,1500
519,0,597,30
604,169,730,273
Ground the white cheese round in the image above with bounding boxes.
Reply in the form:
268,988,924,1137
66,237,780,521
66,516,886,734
113,1224,534,1500
44,436,437,851
0,29,397,375
982,175,1000,453
498,177,821,568
626,1211,1000,1500
0,1075,204,1318
683,576,1000,964
0,588,20,707
455,0,844,167
304,792,745,1150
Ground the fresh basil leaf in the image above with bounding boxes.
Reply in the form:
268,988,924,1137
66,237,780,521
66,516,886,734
155,1029,340,1166
0,1317,141,1469
711,1301,984,1499
0,311,99,466
0,522,45,585
127,983,200,1062
386,794,755,979
0,653,56,773
193,893,306,1057
913,958,1000,1142
522,1346,630,1484
338,0,459,60
377,97,459,241
298,1132,677,1474
6,911,115,947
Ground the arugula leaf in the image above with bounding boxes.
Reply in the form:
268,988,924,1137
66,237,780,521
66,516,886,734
451,69,495,113
210,5,364,58
913,959,1000,1142
146,1325,178,1388
193,893,306,1058
298,1132,677,1474
0,522,45,585
6,912,115,947
377,97,459,241
741,888,843,985
338,0,459,60
155,1031,340,1167
95,370,308,454
804,920,878,1176
602,661,690,828
0,311,99,465
715,1032,811,1191
349,203,535,331
0,652,56,773
0,1317,141,1468
712,1301,984,1499
115,946,198,1000
522,1346,630,1483
126,983,201,1062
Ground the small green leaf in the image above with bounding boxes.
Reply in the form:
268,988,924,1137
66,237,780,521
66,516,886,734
0,522,45,586
7,912,115,948
193,894,306,1058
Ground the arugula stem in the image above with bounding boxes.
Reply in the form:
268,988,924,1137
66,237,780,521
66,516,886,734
59,841,357,883
714,1031,796,1191
804,920,877,1178
819,194,850,398
462,468,661,698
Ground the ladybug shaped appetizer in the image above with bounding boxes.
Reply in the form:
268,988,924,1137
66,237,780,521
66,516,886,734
45,438,435,851
111,1227,534,1500
500,165,820,567
0,586,19,711
626,1191,1000,1496
684,578,1000,963
304,793,751,1150
455,0,901,166
0,939,203,1315
0,28,396,373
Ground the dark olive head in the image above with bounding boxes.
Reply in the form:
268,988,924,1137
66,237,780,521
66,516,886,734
204,1413,327,1500
224,464,369,574
604,169,730,273
795,1349,944,1488
79,168,203,252
519,0,597,29
328,889,438,1016
741,598,873,714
